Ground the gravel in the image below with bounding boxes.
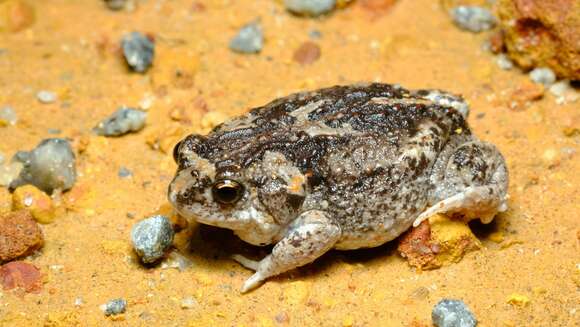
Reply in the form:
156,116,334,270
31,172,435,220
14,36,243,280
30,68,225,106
94,107,147,137
0,106,18,125
432,299,477,327
229,22,264,54
104,0,128,10
131,215,174,264
496,54,514,70
118,166,132,178
451,6,496,33
285,0,336,16
10,138,76,194
529,67,556,86
36,90,57,104
122,32,154,73
101,298,127,316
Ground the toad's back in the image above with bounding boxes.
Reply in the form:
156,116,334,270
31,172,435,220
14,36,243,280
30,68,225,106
193,83,472,248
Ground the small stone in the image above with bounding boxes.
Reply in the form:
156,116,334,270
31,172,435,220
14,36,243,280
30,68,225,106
118,167,132,178
0,210,43,263
496,54,513,70
308,29,322,39
103,0,132,11
74,297,83,307
285,0,336,16
450,6,496,33
10,138,76,194
101,298,127,316
12,185,56,224
506,293,530,307
529,67,556,86
36,90,57,104
293,41,321,65
180,296,197,309
161,251,192,271
229,21,264,54
432,299,477,327
0,261,42,293
122,32,154,73
131,215,174,264
0,106,17,126
94,107,147,137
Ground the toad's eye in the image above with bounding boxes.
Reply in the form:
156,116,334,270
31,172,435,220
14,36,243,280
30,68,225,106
212,179,244,204
172,140,183,163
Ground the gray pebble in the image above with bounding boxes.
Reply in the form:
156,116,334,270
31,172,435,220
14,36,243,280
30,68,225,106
47,128,62,134
309,29,322,39
451,6,496,33
285,0,336,16
432,299,477,327
94,107,147,137
37,90,57,104
104,0,128,11
122,32,155,73
131,215,174,264
101,298,127,316
496,54,514,70
229,22,264,54
529,67,556,86
10,138,76,194
118,166,133,178
0,106,18,125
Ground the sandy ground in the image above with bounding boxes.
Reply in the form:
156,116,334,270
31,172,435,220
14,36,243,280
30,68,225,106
0,0,579,326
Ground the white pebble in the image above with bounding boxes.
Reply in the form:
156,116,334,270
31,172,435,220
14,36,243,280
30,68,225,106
180,296,197,309
451,6,496,33
529,67,556,86
37,90,57,104
0,106,18,125
496,54,514,70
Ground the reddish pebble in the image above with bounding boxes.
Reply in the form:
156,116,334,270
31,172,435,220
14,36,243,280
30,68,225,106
0,261,43,293
293,41,321,65
0,210,44,263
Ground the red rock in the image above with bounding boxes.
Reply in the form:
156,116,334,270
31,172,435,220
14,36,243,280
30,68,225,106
0,261,43,293
496,0,580,80
0,210,44,263
397,221,436,268
293,42,321,66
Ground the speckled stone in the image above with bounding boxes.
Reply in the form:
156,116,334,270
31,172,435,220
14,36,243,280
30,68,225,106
9,138,76,194
94,107,147,137
101,298,127,316
131,215,174,264
229,22,263,54
432,299,477,327
451,6,496,33
285,0,336,16
122,32,154,73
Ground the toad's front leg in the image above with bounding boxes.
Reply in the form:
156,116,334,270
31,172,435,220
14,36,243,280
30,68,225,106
233,210,341,293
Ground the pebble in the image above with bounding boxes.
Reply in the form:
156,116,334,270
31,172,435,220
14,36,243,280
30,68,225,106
0,106,18,126
104,0,131,11
309,29,322,39
229,21,264,54
12,185,56,224
0,261,43,293
432,299,477,327
118,166,132,178
496,54,514,70
131,215,174,264
36,90,57,104
122,32,154,73
10,138,76,194
93,107,147,137
285,0,336,16
529,67,556,86
101,298,127,316
0,211,43,263
451,6,496,33
180,296,197,309
293,41,321,65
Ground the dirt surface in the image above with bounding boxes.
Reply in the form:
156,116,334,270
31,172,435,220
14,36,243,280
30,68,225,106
0,0,579,326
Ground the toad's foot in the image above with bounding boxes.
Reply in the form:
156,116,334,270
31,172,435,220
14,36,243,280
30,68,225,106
232,254,260,271
239,210,341,293
414,185,508,227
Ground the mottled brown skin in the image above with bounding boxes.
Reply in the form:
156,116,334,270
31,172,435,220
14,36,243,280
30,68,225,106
169,83,509,292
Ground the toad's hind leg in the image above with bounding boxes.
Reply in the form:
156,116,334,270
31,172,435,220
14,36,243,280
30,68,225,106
233,210,341,293
414,141,509,227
